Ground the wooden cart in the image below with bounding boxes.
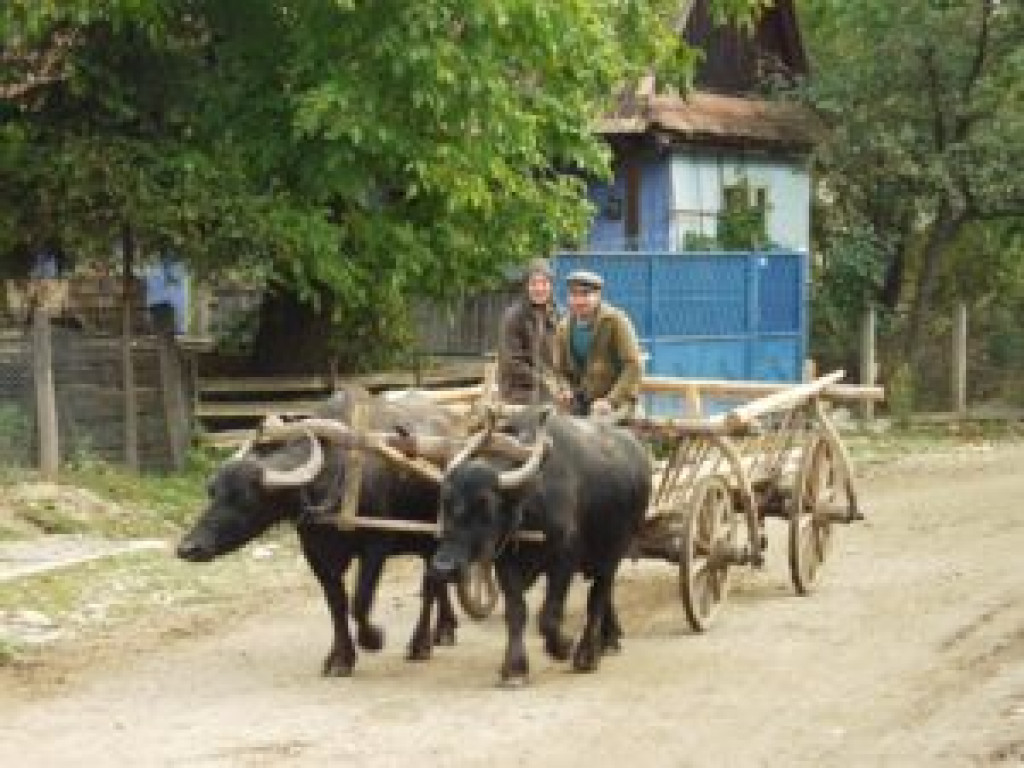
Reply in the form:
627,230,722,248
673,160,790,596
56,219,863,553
429,369,882,629
624,370,881,631
256,369,881,629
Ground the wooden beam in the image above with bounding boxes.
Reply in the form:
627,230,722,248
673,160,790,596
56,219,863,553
724,371,846,430
640,375,883,402
336,400,367,530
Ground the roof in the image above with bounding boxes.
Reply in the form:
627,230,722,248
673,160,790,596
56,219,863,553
597,91,823,150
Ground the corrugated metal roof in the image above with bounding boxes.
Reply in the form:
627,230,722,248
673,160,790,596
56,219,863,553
597,91,823,148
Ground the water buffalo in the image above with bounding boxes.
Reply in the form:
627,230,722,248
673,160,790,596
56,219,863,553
176,386,463,676
431,408,652,684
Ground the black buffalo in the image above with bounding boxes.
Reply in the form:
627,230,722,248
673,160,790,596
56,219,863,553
177,386,463,676
431,409,652,684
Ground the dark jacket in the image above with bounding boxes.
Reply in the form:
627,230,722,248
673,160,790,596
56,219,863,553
554,302,643,413
497,297,559,404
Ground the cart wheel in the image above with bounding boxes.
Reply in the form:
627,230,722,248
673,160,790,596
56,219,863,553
456,560,499,620
678,476,736,633
789,433,842,595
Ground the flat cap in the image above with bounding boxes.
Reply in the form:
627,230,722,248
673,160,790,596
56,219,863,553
566,269,604,289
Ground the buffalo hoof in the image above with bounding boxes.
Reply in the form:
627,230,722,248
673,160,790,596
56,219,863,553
406,640,433,662
357,623,385,652
322,653,355,678
500,655,529,685
544,634,573,662
433,622,457,647
572,643,600,673
497,674,529,689
602,635,622,654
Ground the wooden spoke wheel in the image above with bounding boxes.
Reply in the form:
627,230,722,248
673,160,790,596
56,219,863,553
456,560,499,620
789,433,846,595
678,476,737,633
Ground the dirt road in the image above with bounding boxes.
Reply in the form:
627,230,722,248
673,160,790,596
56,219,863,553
1,443,1022,767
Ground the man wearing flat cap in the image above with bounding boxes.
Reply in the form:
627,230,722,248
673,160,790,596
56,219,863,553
497,257,561,404
554,269,643,417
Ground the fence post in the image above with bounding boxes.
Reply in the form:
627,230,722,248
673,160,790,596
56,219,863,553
32,309,59,479
158,333,189,471
860,305,877,421
952,302,968,415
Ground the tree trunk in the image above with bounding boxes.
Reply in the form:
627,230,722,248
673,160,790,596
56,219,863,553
249,283,338,375
903,201,965,363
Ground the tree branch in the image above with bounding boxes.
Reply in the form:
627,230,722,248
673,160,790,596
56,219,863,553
920,46,946,150
955,0,993,143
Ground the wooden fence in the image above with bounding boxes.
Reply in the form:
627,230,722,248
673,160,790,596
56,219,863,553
0,316,190,476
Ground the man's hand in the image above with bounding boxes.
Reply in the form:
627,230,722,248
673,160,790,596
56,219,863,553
555,389,573,412
591,398,612,416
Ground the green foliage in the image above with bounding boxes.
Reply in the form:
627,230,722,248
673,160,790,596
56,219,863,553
798,0,1024,360
0,403,30,451
885,362,916,427
2,0,769,367
809,225,887,368
717,180,769,250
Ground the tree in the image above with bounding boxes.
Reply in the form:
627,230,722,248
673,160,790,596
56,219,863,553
798,0,1024,364
3,0,767,371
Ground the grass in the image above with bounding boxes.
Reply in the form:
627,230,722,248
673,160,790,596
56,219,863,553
843,419,1024,466
0,531,302,666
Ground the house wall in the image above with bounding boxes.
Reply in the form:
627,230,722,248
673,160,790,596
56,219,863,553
587,152,672,251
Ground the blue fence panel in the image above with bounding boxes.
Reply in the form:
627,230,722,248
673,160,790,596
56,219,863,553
553,250,807,384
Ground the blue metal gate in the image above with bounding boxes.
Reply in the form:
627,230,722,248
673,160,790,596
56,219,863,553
553,251,808,382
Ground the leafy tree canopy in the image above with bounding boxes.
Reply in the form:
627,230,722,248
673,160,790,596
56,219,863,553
2,1,764,298
798,0,1024,358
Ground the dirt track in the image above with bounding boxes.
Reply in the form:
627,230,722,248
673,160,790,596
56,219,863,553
1,443,1023,767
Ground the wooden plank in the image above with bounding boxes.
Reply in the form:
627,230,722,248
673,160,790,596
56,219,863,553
195,400,327,418
641,375,884,402
197,362,486,396
199,376,335,394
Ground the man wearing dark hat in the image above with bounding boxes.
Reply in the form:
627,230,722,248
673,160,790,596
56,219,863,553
554,269,643,417
497,257,560,404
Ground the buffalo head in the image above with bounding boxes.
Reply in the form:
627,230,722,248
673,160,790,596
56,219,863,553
431,423,548,580
176,430,325,562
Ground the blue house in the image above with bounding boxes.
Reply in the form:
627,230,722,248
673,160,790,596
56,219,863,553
556,0,820,384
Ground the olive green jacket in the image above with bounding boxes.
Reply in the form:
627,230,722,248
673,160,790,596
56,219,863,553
554,302,643,411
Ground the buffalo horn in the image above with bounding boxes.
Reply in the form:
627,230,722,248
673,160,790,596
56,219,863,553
444,428,491,475
230,440,253,462
260,430,325,488
496,433,550,489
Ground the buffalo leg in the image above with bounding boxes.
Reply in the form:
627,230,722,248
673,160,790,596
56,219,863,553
573,566,616,673
352,548,387,652
538,565,574,661
601,591,623,653
300,534,357,677
496,563,530,683
432,580,458,647
406,569,437,661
